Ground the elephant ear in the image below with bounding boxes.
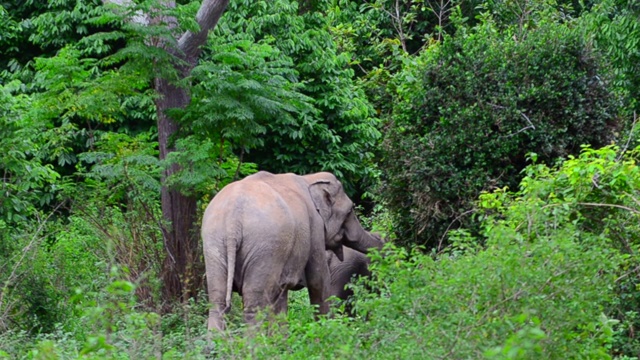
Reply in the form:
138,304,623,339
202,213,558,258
309,179,332,223
309,180,344,261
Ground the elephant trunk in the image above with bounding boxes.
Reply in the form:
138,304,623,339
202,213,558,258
342,213,384,254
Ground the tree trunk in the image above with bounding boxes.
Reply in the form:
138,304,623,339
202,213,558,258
155,76,201,306
154,0,230,306
104,0,230,307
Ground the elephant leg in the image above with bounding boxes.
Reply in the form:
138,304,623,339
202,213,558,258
241,290,264,326
305,257,331,316
208,304,226,332
241,263,285,326
242,288,283,326
205,253,230,332
274,287,289,314
267,289,290,334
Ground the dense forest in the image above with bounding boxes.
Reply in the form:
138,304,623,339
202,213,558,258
1,0,639,358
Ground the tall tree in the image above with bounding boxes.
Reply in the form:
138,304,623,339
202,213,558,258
104,0,230,305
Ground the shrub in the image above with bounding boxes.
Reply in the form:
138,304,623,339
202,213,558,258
495,144,640,357
381,15,621,248
4,145,637,359
194,145,630,359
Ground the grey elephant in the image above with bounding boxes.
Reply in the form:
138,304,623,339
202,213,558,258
327,244,375,316
202,171,383,331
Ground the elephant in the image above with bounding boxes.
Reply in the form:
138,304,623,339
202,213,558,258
201,171,383,331
327,239,378,316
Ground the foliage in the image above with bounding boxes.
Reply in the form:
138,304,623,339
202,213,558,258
0,82,59,227
0,0,108,82
184,39,314,151
164,136,258,197
74,132,161,205
209,0,382,192
2,0,640,358
381,14,621,248
478,0,585,34
69,131,165,309
168,38,311,195
580,0,640,113
0,81,63,333
0,273,167,359
31,45,153,166
328,0,484,69
2,0,172,175
2,144,630,358
479,144,640,357
1,126,163,334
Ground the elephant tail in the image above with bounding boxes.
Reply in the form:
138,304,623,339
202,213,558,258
224,231,238,313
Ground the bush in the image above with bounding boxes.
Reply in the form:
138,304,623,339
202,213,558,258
381,15,621,248
2,145,636,359
503,144,640,357
201,145,630,359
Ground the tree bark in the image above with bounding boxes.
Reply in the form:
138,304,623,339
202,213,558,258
155,76,200,306
156,0,229,307
105,0,230,306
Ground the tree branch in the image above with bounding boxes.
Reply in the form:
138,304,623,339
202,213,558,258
104,0,230,64
576,202,640,214
178,0,230,62
617,111,638,162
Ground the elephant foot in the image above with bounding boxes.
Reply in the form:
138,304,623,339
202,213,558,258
208,307,227,332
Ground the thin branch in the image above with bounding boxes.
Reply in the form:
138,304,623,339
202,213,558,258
393,0,407,53
356,62,369,76
539,201,640,214
615,264,640,283
626,193,640,208
485,102,536,138
501,112,535,138
617,111,638,162
576,202,640,214
436,209,476,253
364,0,407,53
426,0,453,42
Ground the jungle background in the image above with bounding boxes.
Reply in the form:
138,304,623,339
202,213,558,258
1,0,640,358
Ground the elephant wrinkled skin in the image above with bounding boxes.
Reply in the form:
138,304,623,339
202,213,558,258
202,171,383,331
327,247,371,311
327,233,382,315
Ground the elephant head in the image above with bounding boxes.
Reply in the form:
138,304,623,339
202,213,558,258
307,172,384,261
